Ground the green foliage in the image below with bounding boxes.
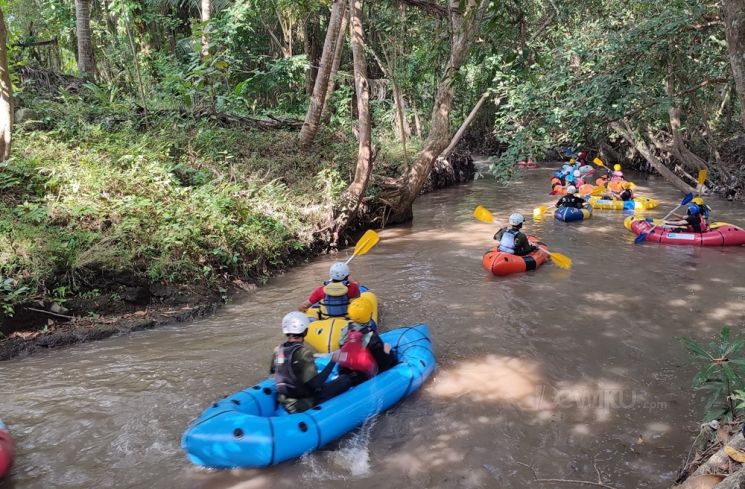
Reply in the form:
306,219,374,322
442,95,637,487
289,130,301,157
488,0,733,171
681,327,745,422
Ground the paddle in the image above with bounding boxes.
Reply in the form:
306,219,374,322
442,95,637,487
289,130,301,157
592,157,606,168
634,193,693,244
697,169,708,194
590,186,606,197
532,205,555,218
344,229,380,264
473,206,572,269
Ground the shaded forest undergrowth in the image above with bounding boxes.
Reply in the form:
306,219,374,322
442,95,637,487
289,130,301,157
0,81,475,359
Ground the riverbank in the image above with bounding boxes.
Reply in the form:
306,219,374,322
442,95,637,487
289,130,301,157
0,92,475,360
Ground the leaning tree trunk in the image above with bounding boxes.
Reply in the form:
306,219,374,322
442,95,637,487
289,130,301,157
385,0,490,224
439,90,490,160
0,8,12,161
299,0,346,147
200,0,211,56
610,120,696,194
321,6,349,121
75,0,96,78
328,0,372,241
723,0,745,128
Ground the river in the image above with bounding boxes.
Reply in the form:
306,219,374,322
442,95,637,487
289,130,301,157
2,167,745,489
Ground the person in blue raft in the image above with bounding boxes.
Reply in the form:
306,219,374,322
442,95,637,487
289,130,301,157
337,298,395,382
494,213,538,256
556,185,586,209
270,312,354,413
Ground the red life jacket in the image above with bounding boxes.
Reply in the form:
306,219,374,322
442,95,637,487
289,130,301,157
337,330,377,378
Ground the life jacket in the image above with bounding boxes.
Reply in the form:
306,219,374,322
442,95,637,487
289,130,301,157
319,280,350,317
337,329,377,378
498,229,518,254
687,214,709,233
274,343,312,399
702,205,712,222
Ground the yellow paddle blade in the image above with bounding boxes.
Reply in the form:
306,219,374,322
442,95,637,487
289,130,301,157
473,205,495,223
533,206,547,218
345,230,379,264
549,252,572,270
697,169,708,187
629,182,637,190
592,157,605,167
590,186,606,196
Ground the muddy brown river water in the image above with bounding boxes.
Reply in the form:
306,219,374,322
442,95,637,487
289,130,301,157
2,167,745,489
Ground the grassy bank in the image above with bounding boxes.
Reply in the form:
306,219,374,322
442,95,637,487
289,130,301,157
0,89,422,336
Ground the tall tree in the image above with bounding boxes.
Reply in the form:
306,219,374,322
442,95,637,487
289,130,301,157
329,0,372,239
0,8,11,161
75,0,96,78
299,0,346,147
384,0,490,224
722,0,745,128
321,6,348,121
303,13,322,96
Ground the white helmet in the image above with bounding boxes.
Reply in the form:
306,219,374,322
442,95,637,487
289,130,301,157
329,261,350,281
566,185,577,194
573,170,581,177
508,213,525,226
282,311,311,335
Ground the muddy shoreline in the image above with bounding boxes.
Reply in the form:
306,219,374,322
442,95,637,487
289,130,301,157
0,153,476,361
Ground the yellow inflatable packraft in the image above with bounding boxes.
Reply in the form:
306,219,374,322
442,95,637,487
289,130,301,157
304,291,379,353
587,195,658,210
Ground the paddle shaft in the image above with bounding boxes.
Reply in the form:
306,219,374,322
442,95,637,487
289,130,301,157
641,201,690,239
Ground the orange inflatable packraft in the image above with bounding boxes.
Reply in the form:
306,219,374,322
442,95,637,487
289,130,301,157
482,237,550,276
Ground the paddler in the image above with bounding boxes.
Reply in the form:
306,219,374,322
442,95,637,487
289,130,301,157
270,312,354,413
299,262,361,317
494,213,538,256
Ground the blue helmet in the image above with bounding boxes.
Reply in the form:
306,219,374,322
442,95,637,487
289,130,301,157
688,203,701,215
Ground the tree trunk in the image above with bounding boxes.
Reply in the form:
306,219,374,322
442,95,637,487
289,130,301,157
329,0,372,240
367,41,410,148
303,12,323,97
0,8,12,161
201,0,211,57
610,120,695,194
722,0,745,128
299,0,346,148
277,8,294,58
411,96,423,136
75,0,96,78
439,90,490,160
665,67,708,172
321,6,349,122
385,0,490,224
